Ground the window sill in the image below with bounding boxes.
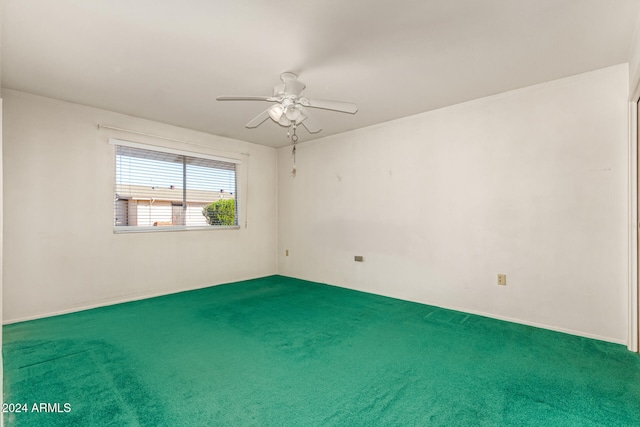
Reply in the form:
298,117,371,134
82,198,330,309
113,225,240,234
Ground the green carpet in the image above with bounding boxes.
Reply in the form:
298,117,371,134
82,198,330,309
3,275,640,426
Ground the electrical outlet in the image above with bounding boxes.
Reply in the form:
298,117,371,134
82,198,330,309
354,255,364,262
286,250,289,256
497,274,507,286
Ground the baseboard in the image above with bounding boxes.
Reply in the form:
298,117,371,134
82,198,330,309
448,306,627,346
5,275,628,348
2,274,275,325
304,278,628,347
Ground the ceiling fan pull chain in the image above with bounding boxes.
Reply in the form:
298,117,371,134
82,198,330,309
291,125,298,177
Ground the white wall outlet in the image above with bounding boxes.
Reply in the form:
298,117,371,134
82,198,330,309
498,274,507,286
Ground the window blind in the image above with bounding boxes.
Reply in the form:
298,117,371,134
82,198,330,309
114,144,238,230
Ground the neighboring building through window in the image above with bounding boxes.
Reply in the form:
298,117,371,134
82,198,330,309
112,141,238,231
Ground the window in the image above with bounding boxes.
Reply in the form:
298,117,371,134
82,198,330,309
112,140,239,231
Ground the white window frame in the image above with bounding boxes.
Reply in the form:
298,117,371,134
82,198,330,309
110,138,242,233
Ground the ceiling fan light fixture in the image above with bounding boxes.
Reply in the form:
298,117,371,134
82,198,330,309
268,104,284,122
278,115,291,127
268,103,295,126
295,107,308,124
285,105,301,122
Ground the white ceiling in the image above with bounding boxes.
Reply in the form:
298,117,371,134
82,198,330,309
2,0,640,148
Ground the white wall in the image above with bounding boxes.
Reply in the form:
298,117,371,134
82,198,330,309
3,65,631,344
3,90,278,322
629,11,640,98
1,95,4,427
626,12,640,352
278,64,630,344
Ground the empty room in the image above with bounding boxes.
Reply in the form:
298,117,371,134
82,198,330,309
2,1,640,425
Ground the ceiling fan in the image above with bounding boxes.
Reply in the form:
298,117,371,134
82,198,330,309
217,72,358,134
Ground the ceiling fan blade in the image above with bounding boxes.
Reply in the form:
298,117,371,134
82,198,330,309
303,98,358,114
217,96,277,102
298,106,322,133
245,108,271,128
